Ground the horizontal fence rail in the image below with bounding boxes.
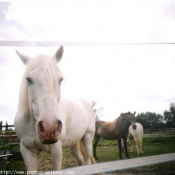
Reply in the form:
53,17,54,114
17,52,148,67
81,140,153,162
42,153,175,175
1,41,175,46
0,122,19,145
143,134,175,138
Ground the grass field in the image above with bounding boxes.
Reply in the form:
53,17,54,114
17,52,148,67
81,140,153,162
1,136,175,174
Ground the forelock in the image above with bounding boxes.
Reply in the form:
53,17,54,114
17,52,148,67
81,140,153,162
17,54,63,115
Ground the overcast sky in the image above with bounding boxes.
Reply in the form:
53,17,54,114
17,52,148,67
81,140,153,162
1,0,175,125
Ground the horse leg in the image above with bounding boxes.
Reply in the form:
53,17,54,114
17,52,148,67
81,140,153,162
135,137,143,155
123,137,130,159
69,142,84,165
140,138,143,155
121,139,124,152
128,138,133,153
130,143,134,153
93,135,101,160
78,140,96,164
117,138,123,159
135,138,139,155
127,137,131,146
133,136,140,155
81,132,94,164
20,142,39,170
50,141,62,170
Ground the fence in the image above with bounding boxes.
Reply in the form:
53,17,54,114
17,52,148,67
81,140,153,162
144,128,175,134
0,121,15,131
0,120,175,174
0,121,19,145
33,153,175,175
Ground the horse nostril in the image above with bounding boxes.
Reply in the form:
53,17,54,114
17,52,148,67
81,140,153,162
39,121,44,133
56,120,62,125
56,120,62,131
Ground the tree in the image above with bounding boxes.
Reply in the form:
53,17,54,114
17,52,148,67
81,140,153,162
163,103,175,128
91,101,103,120
136,112,164,130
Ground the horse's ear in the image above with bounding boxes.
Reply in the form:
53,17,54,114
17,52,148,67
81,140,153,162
16,50,31,65
134,111,136,115
54,46,64,63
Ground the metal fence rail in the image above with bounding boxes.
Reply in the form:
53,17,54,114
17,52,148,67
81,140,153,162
61,153,175,174
143,134,175,137
33,153,175,175
56,153,175,175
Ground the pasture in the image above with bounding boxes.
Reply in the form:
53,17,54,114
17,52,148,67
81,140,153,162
2,136,175,174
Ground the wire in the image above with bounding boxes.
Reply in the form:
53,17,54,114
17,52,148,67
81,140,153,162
0,40,175,46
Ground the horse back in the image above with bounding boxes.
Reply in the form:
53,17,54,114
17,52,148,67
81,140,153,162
95,120,116,140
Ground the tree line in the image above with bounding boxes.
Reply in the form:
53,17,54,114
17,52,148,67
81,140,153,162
92,102,175,130
135,103,175,130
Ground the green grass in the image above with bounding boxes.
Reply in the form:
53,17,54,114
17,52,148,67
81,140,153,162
94,137,175,174
0,143,19,150
1,137,175,174
94,137,175,162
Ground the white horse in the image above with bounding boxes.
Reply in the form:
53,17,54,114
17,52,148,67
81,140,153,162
128,122,143,155
14,46,96,171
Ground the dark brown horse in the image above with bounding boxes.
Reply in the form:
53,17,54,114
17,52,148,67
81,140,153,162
93,112,136,159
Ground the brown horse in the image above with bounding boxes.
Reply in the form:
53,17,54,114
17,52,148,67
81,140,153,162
93,112,136,159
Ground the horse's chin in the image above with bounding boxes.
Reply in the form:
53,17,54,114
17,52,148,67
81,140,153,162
40,139,58,144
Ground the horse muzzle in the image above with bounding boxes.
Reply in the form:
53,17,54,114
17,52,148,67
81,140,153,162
37,119,62,144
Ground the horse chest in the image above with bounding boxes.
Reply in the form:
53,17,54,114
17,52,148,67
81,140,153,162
61,123,88,147
115,129,128,138
22,135,40,150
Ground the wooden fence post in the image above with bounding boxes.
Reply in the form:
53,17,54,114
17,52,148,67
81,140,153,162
5,122,8,131
0,121,2,134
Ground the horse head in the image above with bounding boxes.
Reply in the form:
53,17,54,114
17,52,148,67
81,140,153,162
128,111,136,130
16,46,64,144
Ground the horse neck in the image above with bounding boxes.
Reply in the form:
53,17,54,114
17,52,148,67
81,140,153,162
115,116,131,136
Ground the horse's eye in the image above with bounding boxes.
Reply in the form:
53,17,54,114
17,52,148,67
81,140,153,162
26,77,34,85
